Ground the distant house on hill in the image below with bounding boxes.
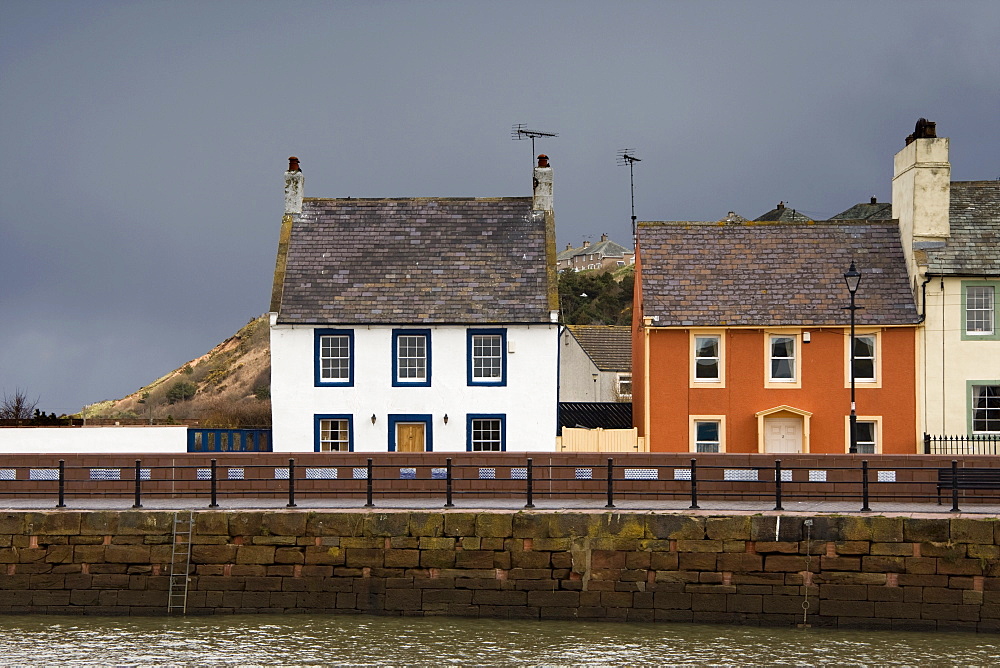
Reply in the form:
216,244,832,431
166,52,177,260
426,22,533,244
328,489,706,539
557,234,634,273
559,325,632,402
268,155,560,453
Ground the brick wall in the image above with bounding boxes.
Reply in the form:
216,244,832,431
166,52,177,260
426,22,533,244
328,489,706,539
1,509,998,631
1,453,998,505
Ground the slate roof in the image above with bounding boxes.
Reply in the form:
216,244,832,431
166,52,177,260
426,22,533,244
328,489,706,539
637,220,919,327
830,200,893,220
276,197,553,325
566,325,632,371
924,181,1000,276
754,203,813,222
559,238,632,261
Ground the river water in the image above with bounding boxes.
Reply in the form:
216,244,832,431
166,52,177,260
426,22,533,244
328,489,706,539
1,614,998,666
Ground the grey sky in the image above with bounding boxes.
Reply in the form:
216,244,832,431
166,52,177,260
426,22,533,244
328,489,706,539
1,0,998,415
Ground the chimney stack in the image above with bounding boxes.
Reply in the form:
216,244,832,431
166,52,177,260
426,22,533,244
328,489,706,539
284,156,304,215
601,233,608,242
892,120,950,243
532,154,553,213
532,154,558,314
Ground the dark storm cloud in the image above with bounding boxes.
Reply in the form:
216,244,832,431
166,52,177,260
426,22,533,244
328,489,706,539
1,0,998,413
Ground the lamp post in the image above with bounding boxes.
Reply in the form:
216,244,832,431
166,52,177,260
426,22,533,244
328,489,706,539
844,261,862,454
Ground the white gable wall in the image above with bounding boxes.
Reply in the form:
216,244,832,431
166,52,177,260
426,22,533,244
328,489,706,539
270,319,559,451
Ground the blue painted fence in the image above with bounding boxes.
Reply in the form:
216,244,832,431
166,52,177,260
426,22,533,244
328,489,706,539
187,428,273,453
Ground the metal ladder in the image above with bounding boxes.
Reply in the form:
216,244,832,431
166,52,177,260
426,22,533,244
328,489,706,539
167,511,193,615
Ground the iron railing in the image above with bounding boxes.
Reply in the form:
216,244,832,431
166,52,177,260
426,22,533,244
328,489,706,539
924,433,1000,455
4,456,1000,513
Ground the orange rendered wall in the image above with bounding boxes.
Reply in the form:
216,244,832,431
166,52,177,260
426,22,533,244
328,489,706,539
642,327,918,454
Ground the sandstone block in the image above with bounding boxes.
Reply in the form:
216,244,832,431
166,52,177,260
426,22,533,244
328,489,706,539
475,514,513,538
870,542,913,557
512,551,551,569
406,512,443,537
936,558,983,576
647,515,703,540
384,549,420,568
717,553,762,572
820,599,873,617
192,544,237,564
706,517,751,541
236,546,275,565
117,512,173,536
527,590,579,607
861,556,905,573
902,518,950,543
105,545,150,564
305,512,355,537
274,547,305,565
443,513,477,537
420,550,456,569
361,512,406,538
676,539,722,553
951,519,995,545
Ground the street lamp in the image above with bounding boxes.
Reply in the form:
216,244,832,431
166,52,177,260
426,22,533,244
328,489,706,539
844,261,862,454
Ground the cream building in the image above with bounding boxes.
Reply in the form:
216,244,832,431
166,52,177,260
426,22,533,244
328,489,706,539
892,120,1000,444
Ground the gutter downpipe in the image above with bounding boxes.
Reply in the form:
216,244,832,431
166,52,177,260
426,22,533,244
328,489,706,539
643,316,653,452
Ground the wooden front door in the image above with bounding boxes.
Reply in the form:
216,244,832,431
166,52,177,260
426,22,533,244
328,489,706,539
764,418,802,453
396,422,426,452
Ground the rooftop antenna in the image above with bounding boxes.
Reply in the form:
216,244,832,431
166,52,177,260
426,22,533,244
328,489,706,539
617,149,641,243
512,124,558,163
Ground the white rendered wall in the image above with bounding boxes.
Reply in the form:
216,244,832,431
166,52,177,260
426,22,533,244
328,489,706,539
558,330,621,402
271,321,560,452
920,278,1000,436
0,426,188,453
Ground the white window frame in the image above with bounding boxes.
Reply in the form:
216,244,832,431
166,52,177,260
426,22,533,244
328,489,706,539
467,415,505,452
845,329,881,387
765,331,801,388
971,384,1000,434
690,415,726,453
616,373,632,400
317,416,352,452
690,331,724,386
844,416,881,454
964,284,997,338
393,329,430,386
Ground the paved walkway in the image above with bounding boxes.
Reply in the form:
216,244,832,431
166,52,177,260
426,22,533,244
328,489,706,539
3,495,999,518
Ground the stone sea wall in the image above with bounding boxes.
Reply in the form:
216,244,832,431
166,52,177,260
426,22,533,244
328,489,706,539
1,510,998,632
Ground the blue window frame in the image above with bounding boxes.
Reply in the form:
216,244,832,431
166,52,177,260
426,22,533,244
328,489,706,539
467,328,507,386
467,414,506,451
314,329,354,386
387,414,434,452
314,414,353,452
392,329,431,387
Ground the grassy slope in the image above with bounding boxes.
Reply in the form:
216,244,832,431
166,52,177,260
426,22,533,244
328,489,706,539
85,315,271,426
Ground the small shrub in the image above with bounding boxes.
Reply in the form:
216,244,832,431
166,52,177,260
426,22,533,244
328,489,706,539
166,381,197,404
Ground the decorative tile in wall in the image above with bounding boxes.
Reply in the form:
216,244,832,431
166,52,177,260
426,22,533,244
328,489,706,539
624,468,657,480
877,470,897,483
673,468,692,480
400,468,416,480
196,468,212,481
274,467,290,480
575,468,592,480
431,468,447,480
479,468,496,480
227,468,245,480
89,468,121,481
770,469,793,482
0,469,15,481
29,468,59,481
510,467,527,480
809,470,827,482
724,469,758,481
306,468,338,480
352,467,368,480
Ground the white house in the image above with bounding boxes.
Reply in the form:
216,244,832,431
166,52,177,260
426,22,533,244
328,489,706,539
892,120,1000,441
268,156,560,452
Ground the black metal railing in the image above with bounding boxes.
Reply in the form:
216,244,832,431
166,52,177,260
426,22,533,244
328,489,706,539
5,456,1000,513
924,433,1000,455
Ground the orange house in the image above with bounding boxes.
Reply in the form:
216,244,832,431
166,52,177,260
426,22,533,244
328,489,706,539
632,218,920,454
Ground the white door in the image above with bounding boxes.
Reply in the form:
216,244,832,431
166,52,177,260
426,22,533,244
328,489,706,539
764,418,802,453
